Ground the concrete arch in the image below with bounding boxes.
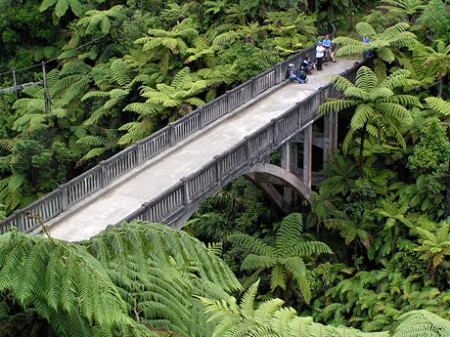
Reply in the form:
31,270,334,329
170,162,312,230
245,163,312,202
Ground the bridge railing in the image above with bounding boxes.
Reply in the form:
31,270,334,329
0,46,318,234
119,67,356,226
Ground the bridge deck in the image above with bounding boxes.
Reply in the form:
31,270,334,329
48,59,356,241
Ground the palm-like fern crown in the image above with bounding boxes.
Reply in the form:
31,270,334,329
334,22,418,64
85,221,242,293
377,0,427,19
393,310,450,337
76,5,125,36
228,213,332,303
0,230,152,336
318,65,420,153
199,280,391,337
83,221,242,336
0,222,244,336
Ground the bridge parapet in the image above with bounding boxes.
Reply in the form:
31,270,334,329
0,46,322,234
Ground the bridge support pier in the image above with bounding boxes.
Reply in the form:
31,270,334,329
302,124,312,188
245,113,339,214
323,111,338,170
281,142,296,207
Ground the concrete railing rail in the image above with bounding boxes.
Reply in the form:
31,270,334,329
0,47,317,234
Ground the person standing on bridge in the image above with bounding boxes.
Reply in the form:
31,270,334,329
322,34,336,63
315,41,325,71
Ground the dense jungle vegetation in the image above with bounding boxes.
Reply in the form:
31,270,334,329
1,0,450,336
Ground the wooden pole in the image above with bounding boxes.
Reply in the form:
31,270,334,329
12,70,18,98
42,61,51,114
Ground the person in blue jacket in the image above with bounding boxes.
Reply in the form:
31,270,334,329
322,34,336,62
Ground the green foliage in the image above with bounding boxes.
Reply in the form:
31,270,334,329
318,65,420,178
0,230,150,336
40,0,83,20
414,0,450,43
393,310,450,337
407,119,450,175
217,42,281,84
77,5,125,36
414,218,450,283
0,139,79,212
375,0,426,24
84,221,242,336
228,213,332,304
186,177,282,243
0,0,62,65
199,280,390,337
3,2,450,336
334,21,418,65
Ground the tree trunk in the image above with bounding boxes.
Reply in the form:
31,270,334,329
446,126,450,219
359,122,368,178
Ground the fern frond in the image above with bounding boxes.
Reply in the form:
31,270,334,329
356,66,379,93
393,310,450,337
351,104,374,130
317,100,357,115
275,213,304,247
254,298,285,325
355,22,377,38
241,254,277,271
425,97,450,116
0,139,14,152
228,233,274,256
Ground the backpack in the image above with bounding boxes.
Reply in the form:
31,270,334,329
295,70,307,80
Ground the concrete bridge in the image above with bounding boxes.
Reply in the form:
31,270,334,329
0,49,358,242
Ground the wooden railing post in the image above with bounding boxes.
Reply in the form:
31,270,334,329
271,118,278,147
225,91,231,113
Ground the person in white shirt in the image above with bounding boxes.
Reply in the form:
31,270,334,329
315,41,325,71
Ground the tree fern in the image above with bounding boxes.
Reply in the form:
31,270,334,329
229,213,331,304
77,6,125,35
82,221,241,336
334,22,418,65
200,280,391,337
393,310,450,337
0,230,152,336
317,65,419,176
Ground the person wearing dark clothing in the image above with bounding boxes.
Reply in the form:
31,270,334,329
300,57,314,75
286,63,307,84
